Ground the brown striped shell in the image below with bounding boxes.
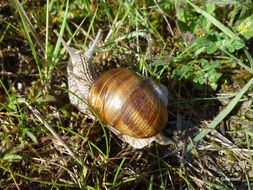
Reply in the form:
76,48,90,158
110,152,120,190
88,68,168,138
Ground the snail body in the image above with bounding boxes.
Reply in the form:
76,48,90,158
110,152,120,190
56,30,171,148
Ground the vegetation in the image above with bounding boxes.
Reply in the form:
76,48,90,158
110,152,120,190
1,0,253,189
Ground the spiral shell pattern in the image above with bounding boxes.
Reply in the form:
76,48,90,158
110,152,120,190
88,68,168,138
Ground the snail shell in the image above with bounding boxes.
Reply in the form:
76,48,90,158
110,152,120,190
88,68,168,138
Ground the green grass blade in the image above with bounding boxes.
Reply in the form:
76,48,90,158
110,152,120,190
0,22,11,44
12,0,43,84
88,141,106,159
112,157,126,187
53,0,69,60
243,48,253,72
221,49,251,73
45,0,49,60
187,77,253,151
13,0,44,52
83,6,98,46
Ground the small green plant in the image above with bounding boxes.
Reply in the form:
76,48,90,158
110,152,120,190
173,59,222,90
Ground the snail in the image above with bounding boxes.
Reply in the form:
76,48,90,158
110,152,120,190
55,30,171,149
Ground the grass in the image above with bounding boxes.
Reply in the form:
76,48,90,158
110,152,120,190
1,0,253,189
